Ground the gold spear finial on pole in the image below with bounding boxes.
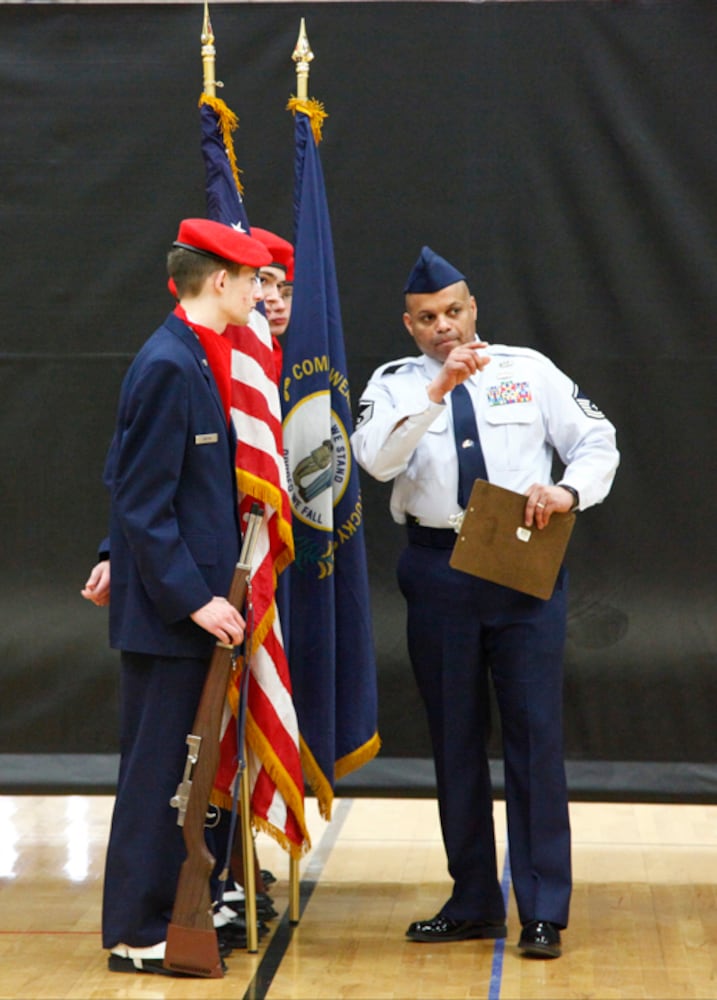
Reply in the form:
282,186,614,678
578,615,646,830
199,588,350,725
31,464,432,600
292,18,314,101
287,18,326,145
201,1,218,96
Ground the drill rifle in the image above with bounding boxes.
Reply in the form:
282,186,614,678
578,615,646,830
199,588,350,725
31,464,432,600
164,503,263,978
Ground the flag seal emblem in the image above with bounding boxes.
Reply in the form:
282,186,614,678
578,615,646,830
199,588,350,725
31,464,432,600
283,393,351,529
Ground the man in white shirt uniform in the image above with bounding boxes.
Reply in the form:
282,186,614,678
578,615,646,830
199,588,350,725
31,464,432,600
351,247,619,959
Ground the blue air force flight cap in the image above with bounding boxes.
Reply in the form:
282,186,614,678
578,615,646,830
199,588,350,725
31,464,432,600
403,246,466,294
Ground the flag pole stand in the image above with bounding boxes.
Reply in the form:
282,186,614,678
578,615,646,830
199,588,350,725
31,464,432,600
239,761,258,952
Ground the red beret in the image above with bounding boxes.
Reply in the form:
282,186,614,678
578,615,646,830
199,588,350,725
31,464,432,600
174,218,272,269
251,227,295,283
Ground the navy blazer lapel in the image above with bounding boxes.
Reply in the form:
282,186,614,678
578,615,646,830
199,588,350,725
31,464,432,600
163,312,228,428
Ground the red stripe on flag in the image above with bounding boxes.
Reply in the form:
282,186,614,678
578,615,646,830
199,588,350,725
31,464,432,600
211,319,309,856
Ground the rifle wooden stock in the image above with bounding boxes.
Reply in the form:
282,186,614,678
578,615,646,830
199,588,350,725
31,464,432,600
164,504,263,978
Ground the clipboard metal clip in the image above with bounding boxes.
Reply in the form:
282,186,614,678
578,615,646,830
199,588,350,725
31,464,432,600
448,511,465,534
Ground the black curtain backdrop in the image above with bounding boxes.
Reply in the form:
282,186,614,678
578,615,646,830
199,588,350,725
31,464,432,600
1,2,715,794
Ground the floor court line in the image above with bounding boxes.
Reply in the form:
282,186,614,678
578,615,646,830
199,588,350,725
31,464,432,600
488,847,511,1000
241,796,354,1000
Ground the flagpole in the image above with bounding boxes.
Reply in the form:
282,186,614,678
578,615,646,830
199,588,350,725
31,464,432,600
288,19,314,926
200,0,259,954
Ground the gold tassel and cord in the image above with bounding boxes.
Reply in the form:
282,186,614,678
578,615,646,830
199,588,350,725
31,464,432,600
287,96,328,145
199,92,245,195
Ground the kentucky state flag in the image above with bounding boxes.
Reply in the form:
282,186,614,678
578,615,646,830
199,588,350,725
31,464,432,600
281,103,380,818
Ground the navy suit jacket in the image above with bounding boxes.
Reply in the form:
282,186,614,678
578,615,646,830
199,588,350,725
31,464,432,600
104,312,240,659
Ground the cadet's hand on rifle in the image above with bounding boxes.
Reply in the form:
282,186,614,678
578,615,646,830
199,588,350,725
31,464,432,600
191,597,245,645
81,560,111,606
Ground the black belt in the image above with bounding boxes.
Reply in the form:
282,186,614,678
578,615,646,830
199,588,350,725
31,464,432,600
406,515,456,550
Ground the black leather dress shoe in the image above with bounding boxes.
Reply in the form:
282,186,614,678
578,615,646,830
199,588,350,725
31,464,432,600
217,935,234,958
108,953,228,976
225,895,278,921
518,920,562,958
406,914,507,942
216,917,269,950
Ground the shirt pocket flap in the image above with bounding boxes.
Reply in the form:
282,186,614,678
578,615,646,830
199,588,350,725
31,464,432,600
484,403,538,426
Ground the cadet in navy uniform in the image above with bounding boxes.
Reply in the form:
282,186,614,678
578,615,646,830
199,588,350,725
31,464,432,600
252,226,294,382
351,247,619,959
98,219,272,975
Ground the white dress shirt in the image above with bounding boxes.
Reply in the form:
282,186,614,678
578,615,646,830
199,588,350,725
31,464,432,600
351,344,619,528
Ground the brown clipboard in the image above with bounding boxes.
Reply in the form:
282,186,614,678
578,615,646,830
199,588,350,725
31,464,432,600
449,480,575,600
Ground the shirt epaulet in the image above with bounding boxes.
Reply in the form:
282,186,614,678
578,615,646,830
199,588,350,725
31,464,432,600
378,356,423,377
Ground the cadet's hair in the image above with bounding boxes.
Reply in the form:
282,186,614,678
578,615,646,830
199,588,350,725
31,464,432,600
167,246,241,298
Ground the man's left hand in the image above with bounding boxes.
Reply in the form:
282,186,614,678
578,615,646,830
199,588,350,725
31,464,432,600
81,560,111,606
524,485,575,530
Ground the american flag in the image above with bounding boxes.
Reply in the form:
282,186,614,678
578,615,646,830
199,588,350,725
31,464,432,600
199,92,309,855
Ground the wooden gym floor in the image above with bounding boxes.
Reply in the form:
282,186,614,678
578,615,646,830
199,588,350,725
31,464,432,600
1,795,716,999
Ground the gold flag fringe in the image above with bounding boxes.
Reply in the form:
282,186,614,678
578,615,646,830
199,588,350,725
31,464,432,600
299,730,382,821
335,731,382,782
253,815,310,860
209,707,311,857
199,92,244,195
299,736,335,820
287,96,328,145
223,592,282,728
246,710,311,856
235,467,295,577
209,468,298,835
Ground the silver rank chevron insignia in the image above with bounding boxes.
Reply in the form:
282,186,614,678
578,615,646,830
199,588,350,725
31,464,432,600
356,399,374,427
573,385,605,419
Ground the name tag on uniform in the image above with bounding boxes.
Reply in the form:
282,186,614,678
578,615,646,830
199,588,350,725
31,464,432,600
195,433,219,445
